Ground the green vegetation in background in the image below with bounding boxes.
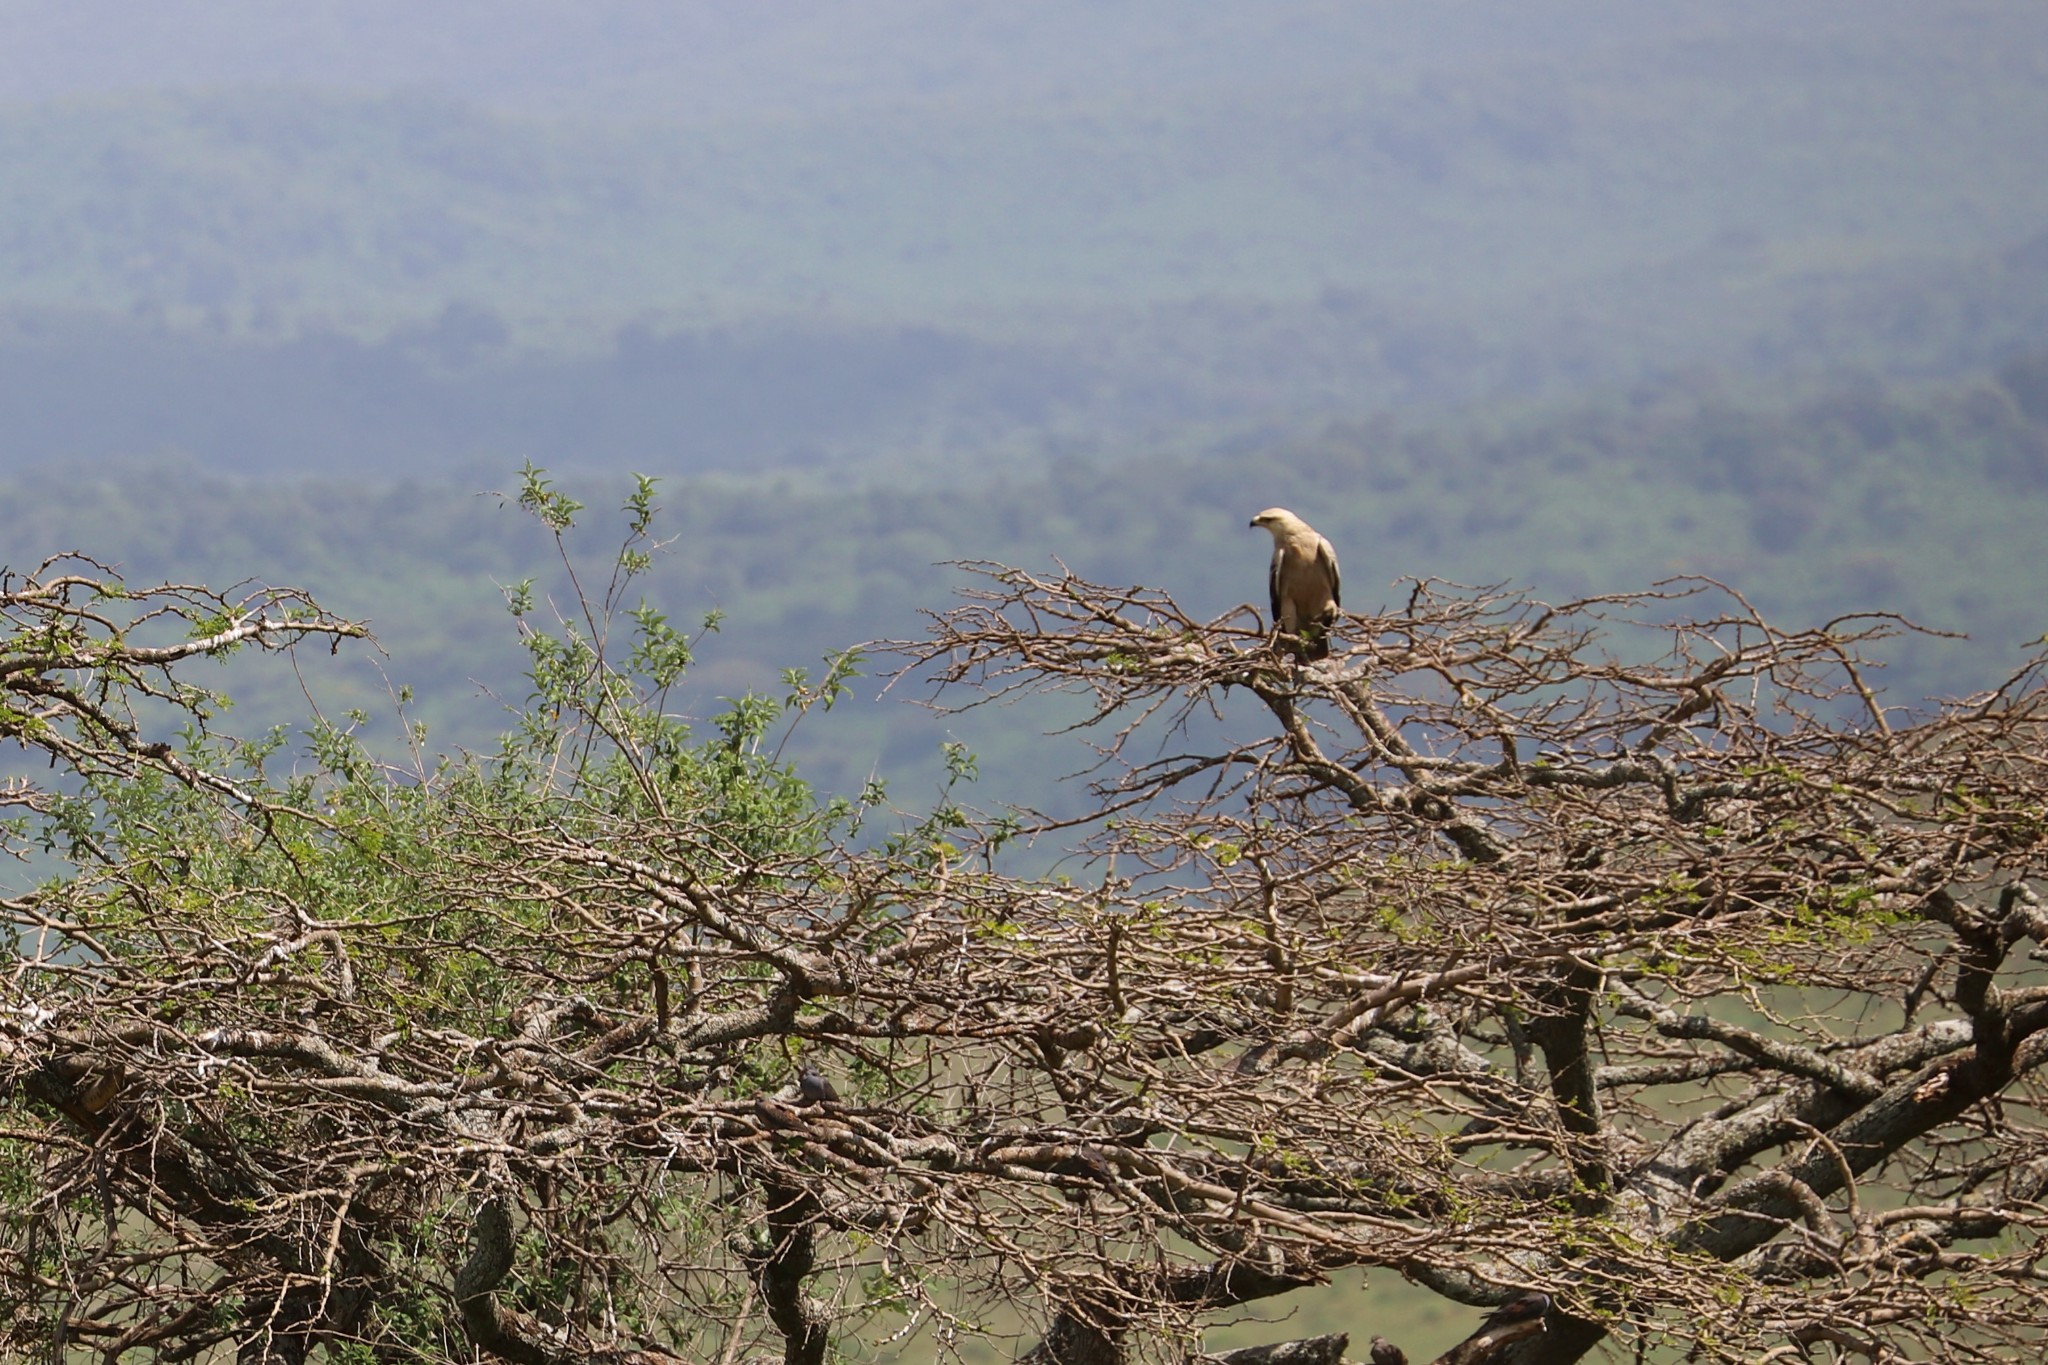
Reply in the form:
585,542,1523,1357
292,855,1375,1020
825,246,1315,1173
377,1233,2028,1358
5,359,2044,819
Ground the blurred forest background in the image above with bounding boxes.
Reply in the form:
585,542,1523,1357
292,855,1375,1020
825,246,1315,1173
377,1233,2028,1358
5,0,2048,818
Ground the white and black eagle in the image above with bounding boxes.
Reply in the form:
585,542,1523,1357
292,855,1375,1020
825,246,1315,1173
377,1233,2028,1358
1249,507,1341,661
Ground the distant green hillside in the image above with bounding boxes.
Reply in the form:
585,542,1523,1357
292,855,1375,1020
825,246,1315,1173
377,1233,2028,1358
4,228,2046,482
6,360,2043,816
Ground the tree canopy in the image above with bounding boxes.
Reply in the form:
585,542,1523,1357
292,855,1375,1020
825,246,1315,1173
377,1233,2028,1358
6,480,2048,1364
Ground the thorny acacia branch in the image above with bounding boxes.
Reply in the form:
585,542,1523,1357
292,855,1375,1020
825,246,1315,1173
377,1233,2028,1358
6,553,2048,1365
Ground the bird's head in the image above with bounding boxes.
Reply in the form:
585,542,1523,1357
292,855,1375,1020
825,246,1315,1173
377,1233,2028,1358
1245,507,1310,544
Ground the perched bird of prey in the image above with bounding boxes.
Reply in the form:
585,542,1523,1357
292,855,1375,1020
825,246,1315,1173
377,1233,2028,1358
1250,508,1342,661
797,1065,841,1107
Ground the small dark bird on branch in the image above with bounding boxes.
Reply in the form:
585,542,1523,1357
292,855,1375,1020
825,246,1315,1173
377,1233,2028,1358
1050,1143,1118,1204
1475,1292,1550,1333
1367,1335,1408,1365
797,1065,841,1106
80,1059,126,1113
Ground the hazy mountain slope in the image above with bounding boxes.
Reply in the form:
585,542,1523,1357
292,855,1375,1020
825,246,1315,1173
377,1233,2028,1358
1,6,2043,337
2,9,2046,479
0,2,1949,118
